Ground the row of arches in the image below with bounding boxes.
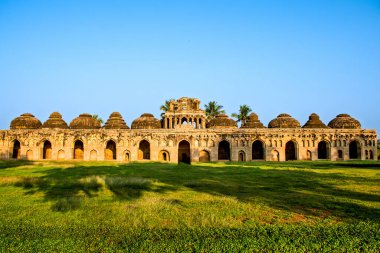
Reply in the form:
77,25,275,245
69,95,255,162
9,139,369,162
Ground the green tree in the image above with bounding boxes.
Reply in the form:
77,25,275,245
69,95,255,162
204,101,225,120
92,114,104,124
160,99,174,118
231,105,252,126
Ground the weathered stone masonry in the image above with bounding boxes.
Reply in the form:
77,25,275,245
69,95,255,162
0,97,377,163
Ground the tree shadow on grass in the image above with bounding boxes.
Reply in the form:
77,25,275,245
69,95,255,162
0,160,33,169
13,164,177,211
10,161,380,221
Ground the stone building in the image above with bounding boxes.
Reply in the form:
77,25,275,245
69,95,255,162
0,97,377,163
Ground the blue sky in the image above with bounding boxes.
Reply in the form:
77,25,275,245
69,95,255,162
0,0,379,130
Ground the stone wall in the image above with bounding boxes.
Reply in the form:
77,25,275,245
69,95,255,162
0,128,377,162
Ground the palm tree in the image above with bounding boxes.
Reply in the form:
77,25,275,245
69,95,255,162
204,101,225,120
160,99,174,118
231,105,252,126
92,114,104,124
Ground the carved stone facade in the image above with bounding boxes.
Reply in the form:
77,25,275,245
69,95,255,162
0,97,377,163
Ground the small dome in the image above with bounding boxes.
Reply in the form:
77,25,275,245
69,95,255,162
69,113,101,129
10,113,42,129
42,112,68,129
328,114,361,129
268,113,301,128
302,113,328,128
103,112,129,129
131,113,161,129
241,113,265,128
208,114,237,129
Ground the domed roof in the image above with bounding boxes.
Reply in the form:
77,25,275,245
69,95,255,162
241,113,265,128
302,113,328,128
268,113,301,128
328,114,361,129
69,113,101,129
131,113,161,129
103,112,129,129
10,113,42,130
42,112,69,129
208,114,237,129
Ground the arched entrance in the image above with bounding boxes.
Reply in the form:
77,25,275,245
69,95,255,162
285,141,296,161
26,150,33,160
218,140,230,160
238,151,245,162
159,150,170,162
349,141,361,159
12,140,21,159
43,140,52,159
138,140,150,160
124,152,130,162
74,140,84,160
272,150,279,161
252,140,264,160
178,140,190,164
57,150,65,160
105,140,117,160
338,150,343,159
369,150,374,160
306,150,312,160
199,150,210,162
318,141,329,159
90,150,98,161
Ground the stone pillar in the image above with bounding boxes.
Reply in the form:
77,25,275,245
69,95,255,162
164,117,167,129
169,117,172,129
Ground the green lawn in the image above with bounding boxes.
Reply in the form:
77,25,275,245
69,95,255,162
0,160,379,252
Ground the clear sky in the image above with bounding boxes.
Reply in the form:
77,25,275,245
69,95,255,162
0,0,379,131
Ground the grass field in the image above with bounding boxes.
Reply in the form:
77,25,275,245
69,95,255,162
0,160,379,252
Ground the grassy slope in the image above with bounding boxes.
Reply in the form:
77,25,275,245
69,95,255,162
0,160,379,252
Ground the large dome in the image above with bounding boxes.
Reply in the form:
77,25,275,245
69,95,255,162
268,113,301,128
103,112,129,129
42,112,69,129
10,113,42,130
208,114,237,129
69,113,101,129
302,113,328,128
328,114,361,129
240,113,265,128
131,113,161,129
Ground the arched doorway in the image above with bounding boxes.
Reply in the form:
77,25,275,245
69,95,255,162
26,150,33,160
178,140,190,164
57,150,65,160
306,150,312,160
318,141,329,159
90,150,98,161
252,140,264,160
138,140,150,160
105,140,116,160
74,140,84,160
159,150,170,162
369,150,374,160
124,151,130,162
349,141,361,159
43,140,52,159
338,150,343,159
199,150,210,162
218,140,230,160
12,140,21,159
272,150,279,161
285,141,296,161
238,151,245,162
